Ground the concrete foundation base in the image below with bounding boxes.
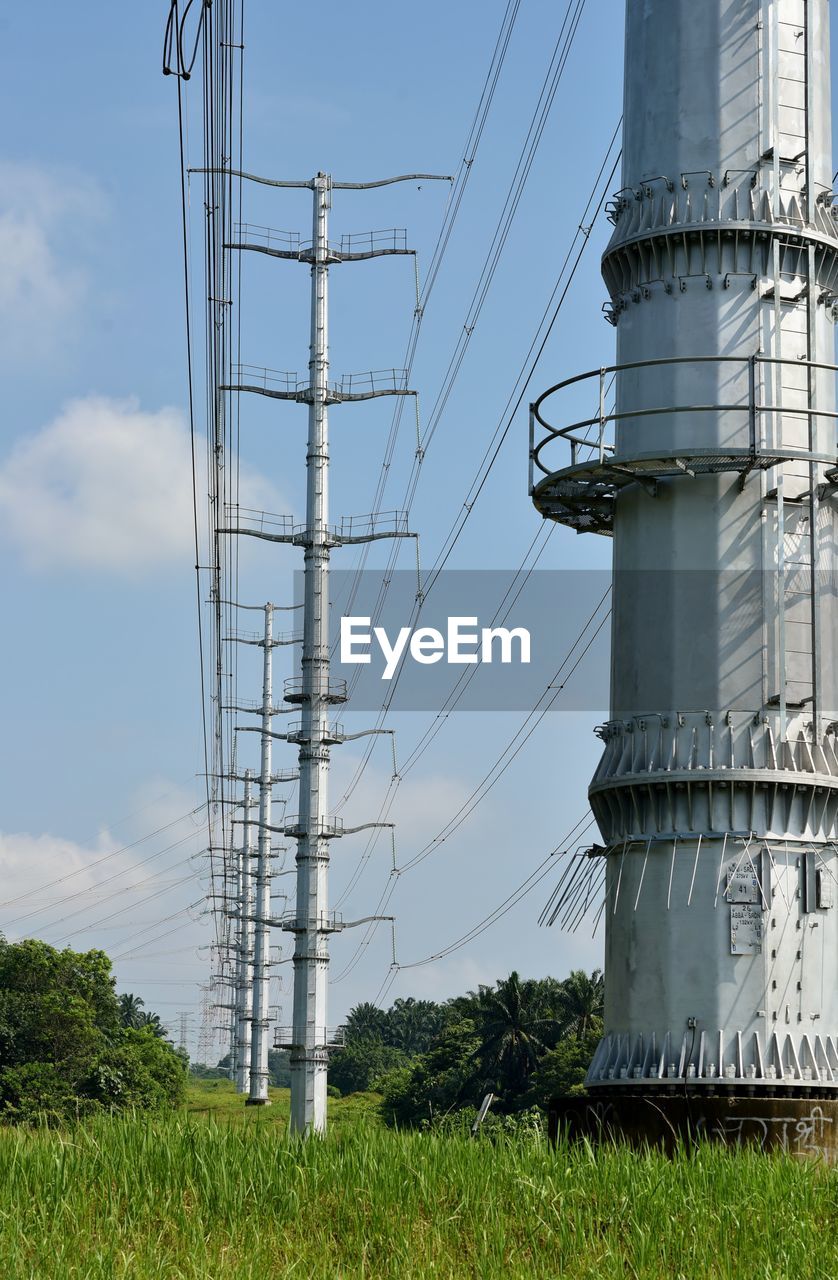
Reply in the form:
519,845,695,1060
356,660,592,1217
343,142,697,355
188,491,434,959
548,1091,838,1162
244,1097,271,1107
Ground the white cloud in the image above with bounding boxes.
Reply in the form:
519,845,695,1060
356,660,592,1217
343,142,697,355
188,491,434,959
0,787,211,1051
123,780,205,837
0,803,205,950
336,753,481,846
0,395,280,573
0,161,104,363
385,772,482,849
0,829,125,941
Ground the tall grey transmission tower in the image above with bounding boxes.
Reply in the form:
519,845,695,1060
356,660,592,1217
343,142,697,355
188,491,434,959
532,0,838,1152
224,601,300,1104
221,169,449,1134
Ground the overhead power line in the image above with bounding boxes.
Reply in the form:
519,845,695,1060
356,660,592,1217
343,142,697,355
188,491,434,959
331,121,622,826
108,900,208,962
330,591,609,985
0,806,203,912
371,814,598,1007
168,0,215,927
43,864,203,947
335,0,525,631
1,829,203,930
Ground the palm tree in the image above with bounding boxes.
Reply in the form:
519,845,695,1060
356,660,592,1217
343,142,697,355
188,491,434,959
136,1011,166,1038
470,972,556,1094
343,1002,388,1043
118,992,145,1029
556,969,604,1040
386,998,446,1055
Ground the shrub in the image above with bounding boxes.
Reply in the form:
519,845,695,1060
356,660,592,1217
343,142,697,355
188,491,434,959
330,1040,411,1096
0,1062,82,1126
80,1030,187,1111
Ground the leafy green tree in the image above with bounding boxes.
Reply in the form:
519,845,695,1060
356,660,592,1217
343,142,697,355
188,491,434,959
525,1025,602,1105
136,1011,166,1039
268,1049,291,1087
0,938,120,1074
80,1029,186,1110
381,1018,482,1126
378,969,606,1123
385,998,447,1055
190,1062,228,1081
0,936,186,1123
0,1062,79,1126
329,1040,410,1096
463,972,558,1100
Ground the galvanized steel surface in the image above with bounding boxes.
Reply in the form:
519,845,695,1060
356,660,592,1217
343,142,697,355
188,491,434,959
533,0,838,1092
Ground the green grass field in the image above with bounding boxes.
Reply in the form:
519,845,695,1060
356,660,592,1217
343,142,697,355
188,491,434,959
184,1078,384,1133
2,1082,838,1278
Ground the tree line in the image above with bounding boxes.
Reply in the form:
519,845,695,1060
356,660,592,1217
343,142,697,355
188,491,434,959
328,969,604,1125
0,931,602,1128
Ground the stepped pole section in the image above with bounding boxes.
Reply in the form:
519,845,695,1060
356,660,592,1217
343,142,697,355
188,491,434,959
247,603,274,1105
290,173,332,1135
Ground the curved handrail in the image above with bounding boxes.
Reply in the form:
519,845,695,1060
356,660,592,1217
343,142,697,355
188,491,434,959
530,354,838,484
531,355,750,430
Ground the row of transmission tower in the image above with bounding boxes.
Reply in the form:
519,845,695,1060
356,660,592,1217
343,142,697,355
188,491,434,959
208,170,448,1133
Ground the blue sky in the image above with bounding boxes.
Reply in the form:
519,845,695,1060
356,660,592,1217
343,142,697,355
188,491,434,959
1,0,801,1060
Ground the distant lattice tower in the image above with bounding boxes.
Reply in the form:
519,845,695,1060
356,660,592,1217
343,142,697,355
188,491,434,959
197,982,215,1065
532,0,838,1153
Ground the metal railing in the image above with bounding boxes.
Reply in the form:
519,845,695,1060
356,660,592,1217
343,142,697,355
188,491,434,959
224,626,300,646
228,365,409,400
223,505,296,538
273,1024,346,1048
223,627,262,645
338,228,407,255
283,676,349,703
230,364,303,393
231,223,407,259
336,510,409,540
233,223,300,253
336,368,409,396
285,720,345,744
529,354,838,490
280,819,345,840
224,505,411,547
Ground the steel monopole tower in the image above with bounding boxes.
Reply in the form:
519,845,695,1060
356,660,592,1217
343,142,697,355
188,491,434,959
531,0,838,1117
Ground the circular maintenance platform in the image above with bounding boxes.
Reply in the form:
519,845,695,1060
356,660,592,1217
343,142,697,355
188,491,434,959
528,354,838,535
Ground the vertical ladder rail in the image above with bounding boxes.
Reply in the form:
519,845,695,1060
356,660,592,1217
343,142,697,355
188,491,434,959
803,0,822,730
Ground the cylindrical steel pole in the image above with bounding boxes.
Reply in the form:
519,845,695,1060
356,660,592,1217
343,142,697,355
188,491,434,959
290,173,332,1135
235,769,254,1093
247,605,273,1105
530,0,838,1095
227,973,238,1082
